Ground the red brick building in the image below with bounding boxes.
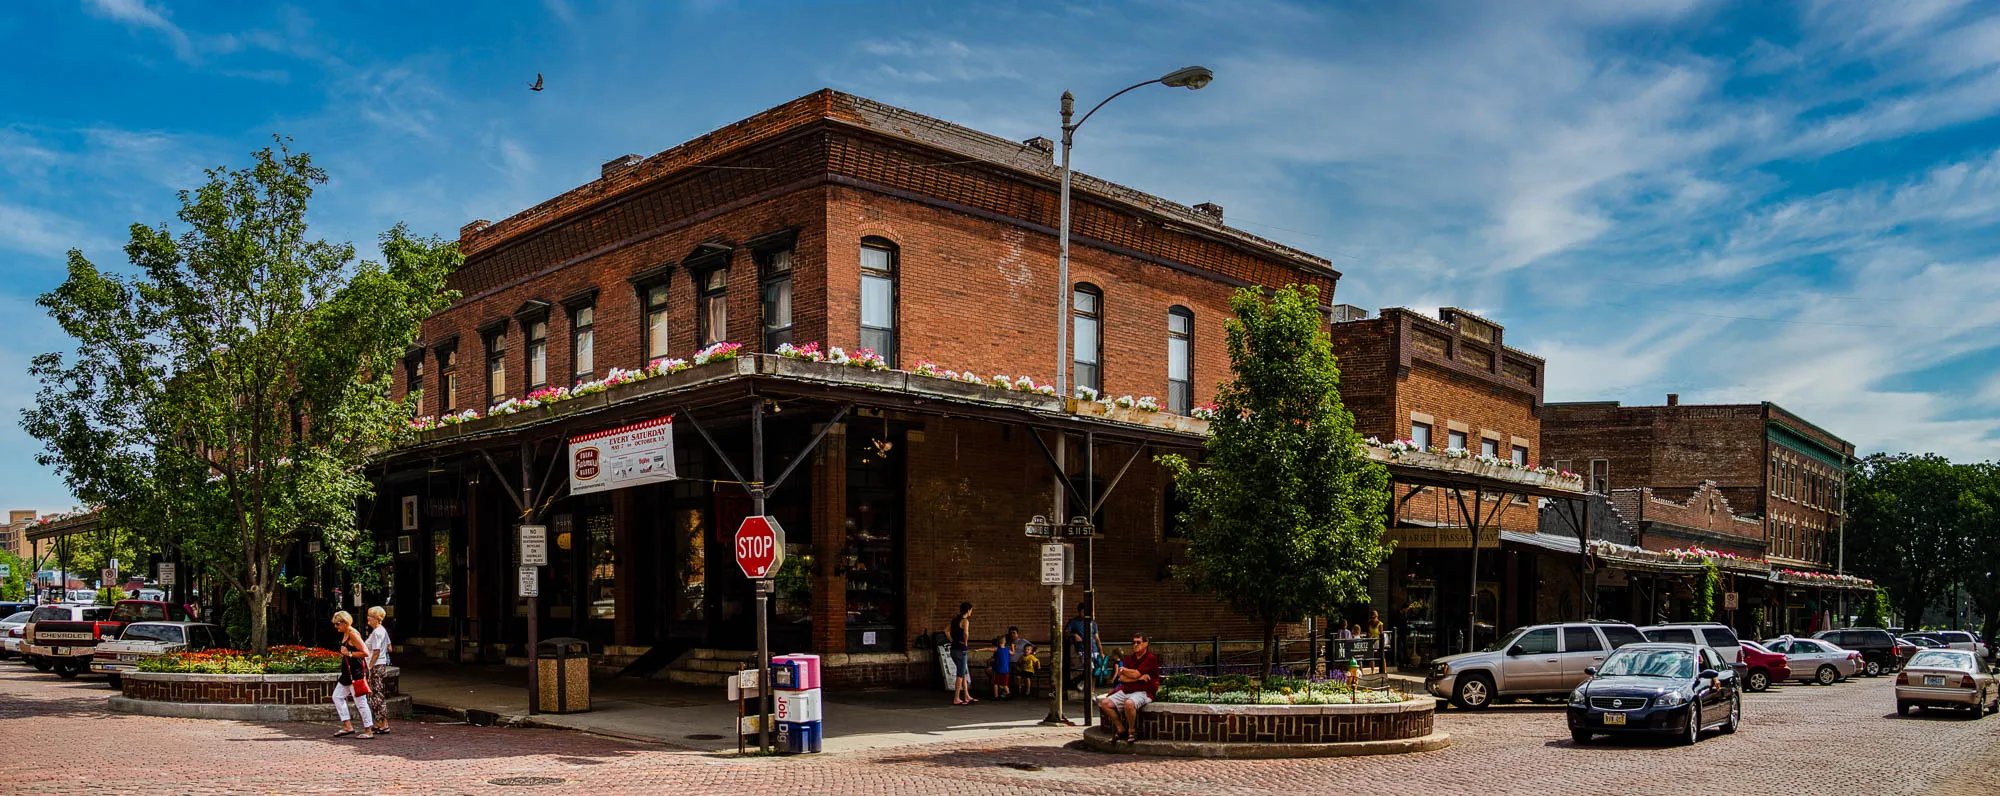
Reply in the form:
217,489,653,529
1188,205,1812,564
367,90,1345,685
1325,306,1584,663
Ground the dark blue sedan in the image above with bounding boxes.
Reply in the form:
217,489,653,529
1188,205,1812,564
1566,642,1741,745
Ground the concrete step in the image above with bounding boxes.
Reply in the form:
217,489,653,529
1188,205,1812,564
662,668,733,687
678,656,754,674
682,648,756,661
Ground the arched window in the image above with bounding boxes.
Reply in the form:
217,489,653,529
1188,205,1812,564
1167,306,1193,414
1072,283,1103,393
860,238,898,365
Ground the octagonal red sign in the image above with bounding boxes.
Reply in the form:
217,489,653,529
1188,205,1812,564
734,515,786,579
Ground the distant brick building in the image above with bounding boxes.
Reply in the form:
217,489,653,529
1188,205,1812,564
1,510,32,561
370,89,1348,684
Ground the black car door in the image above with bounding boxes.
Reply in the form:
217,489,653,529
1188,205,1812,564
1699,648,1730,711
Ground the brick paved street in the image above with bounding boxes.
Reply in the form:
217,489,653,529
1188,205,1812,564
3,663,1995,795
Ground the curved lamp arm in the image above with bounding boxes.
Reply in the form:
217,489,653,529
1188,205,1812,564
1068,79,1162,137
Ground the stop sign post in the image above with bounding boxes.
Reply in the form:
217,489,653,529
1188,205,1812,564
734,516,786,578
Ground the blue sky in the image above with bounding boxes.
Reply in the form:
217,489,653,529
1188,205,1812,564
4,0,2000,511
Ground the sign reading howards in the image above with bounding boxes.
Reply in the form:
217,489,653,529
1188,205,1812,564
569,415,677,496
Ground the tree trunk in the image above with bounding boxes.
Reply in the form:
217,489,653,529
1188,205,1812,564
1898,591,1928,631
1260,619,1277,679
249,586,271,654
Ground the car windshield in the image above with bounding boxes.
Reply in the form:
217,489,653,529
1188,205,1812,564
1909,650,1973,670
1482,627,1531,653
1597,648,1696,678
120,625,184,644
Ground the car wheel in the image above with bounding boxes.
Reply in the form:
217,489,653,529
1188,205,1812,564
1864,659,1883,677
1722,693,1740,734
1816,665,1838,686
106,674,121,690
1745,670,1769,692
1570,729,1593,745
54,662,78,679
1680,703,1702,745
1899,700,1914,716
1452,674,1494,710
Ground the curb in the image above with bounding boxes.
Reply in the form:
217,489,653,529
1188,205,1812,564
1079,724,1451,758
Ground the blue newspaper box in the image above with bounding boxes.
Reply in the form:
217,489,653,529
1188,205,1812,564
776,720,822,754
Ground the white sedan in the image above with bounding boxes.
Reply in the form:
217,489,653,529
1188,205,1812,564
1763,637,1862,685
0,611,29,659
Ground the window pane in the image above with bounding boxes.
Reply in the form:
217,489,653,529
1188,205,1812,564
576,306,593,327
1480,438,1498,457
767,248,794,274
1073,289,1099,314
648,284,669,309
444,373,458,411
1074,316,1100,365
861,273,893,328
1169,310,1191,335
1074,362,1100,392
1447,430,1467,451
703,295,727,345
763,278,793,331
1411,423,1431,448
647,308,669,359
432,530,452,617
489,358,506,398
1169,336,1191,381
575,329,594,377
1168,381,1191,415
1511,445,1528,466
1564,627,1604,652
706,268,729,291
860,245,891,273
529,341,547,386
1517,628,1557,654
530,320,547,341
860,328,895,364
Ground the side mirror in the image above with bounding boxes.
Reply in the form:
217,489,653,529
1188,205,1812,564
1506,646,1524,656
1583,666,1597,677
1698,669,1720,680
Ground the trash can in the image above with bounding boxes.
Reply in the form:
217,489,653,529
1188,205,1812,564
537,637,591,714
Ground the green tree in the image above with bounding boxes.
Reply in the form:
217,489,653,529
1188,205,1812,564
23,141,458,652
1846,453,1971,629
0,548,27,601
1960,462,2000,647
1159,284,1391,676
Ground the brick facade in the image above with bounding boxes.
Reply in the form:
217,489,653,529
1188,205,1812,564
1609,480,1765,557
121,671,402,705
1542,400,1855,570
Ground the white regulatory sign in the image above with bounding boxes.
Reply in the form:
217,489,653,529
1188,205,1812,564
1040,543,1072,586
520,525,548,567
518,566,539,598
157,563,175,586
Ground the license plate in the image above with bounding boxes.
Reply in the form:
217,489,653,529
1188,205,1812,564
1925,675,1946,687
51,647,70,656
1603,712,1627,726
120,654,140,662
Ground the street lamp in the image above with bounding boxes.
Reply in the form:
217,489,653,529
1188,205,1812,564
1053,66,1214,395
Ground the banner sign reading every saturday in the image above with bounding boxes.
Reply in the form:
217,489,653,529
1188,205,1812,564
569,416,677,496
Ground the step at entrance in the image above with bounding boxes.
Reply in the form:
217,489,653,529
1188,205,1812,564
656,648,759,687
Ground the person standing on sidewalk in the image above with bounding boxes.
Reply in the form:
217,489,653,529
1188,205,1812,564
329,611,375,739
363,606,394,735
1064,603,1099,693
949,602,976,705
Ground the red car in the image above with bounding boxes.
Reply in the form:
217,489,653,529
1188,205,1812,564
1737,639,1792,692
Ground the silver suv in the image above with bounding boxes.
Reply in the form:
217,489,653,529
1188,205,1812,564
1427,622,1648,709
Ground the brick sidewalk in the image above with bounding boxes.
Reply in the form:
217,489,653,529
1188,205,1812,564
3,662,1996,794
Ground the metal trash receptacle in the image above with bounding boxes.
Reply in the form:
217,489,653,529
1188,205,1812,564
537,637,591,714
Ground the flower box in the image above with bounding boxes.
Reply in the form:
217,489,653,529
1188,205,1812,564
762,355,908,390
1363,446,1585,492
1068,400,1209,434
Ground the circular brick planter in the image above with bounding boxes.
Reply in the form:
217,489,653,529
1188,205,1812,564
108,667,411,723
1081,699,1449,758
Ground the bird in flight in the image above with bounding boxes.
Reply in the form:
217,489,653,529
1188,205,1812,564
529,73,544,91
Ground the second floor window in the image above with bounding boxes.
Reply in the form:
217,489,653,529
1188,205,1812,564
762,248,794,351
571,305,595,382
438,347,458,412
645,283,670,364
1167,306,1193,414
698,268,728,347
404,355,424,405
1072,284,1103,393
1411,422,1432,449
1480,438,1499,458
860,240,897,364
1511,445,1528,467
1447,429,1467,451
1590,459,1610,493
525,319,548,390
485,331,507,407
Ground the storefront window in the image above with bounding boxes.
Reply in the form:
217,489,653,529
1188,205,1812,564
673,507,706,622
587,514,616,621
844,426,903,652
430,529,451,617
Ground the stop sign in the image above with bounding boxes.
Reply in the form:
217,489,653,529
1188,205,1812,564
734,515,787,579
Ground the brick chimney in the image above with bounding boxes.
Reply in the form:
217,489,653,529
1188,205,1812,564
1192,202,1224,223
601,154,642,179
1666,393,1680,406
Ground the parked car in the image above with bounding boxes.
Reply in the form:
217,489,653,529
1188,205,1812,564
1896,649,1999,717
1735,639,1791,692
1428,621,1649,709
1641,623,1743,664
1814,627,1915,676
90,622,226,689
1567,643,1740,745
21,600,190,678
1763,637,1862,685
0,611,30,660
1903,631,1991,661
0,601,36,618
1901,635,1948,649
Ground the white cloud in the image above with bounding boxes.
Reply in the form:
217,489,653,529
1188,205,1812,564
82,0,196,62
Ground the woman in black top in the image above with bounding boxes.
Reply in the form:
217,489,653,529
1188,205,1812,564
950,602,975,705
329,611,375,739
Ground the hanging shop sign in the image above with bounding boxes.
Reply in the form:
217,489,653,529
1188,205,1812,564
569,416,676,496
1385,526,1500,549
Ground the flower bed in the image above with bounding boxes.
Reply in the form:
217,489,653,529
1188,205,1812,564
1155,674,1412,706
1080,673,1444,758
111,665,409,723
137,645,341,675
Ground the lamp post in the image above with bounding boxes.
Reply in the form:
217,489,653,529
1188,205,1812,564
1054,66,1213,396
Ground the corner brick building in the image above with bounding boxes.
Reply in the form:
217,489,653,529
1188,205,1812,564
1325,306,1571,663
1542,398,1858,632
366,89,1347,686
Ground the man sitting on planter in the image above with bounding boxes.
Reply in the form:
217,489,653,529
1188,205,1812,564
1096,633,1161,744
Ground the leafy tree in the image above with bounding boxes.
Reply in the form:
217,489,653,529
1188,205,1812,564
1160,284,1391,676
1960,463,2000,647
1856,587,1892,629
23,140,458,652
1846,453,1971,630
0,549,27,601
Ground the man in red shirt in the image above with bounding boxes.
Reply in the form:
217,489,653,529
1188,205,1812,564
1096,633,1160,743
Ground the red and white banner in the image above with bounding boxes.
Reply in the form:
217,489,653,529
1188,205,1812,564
569,416,676,496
